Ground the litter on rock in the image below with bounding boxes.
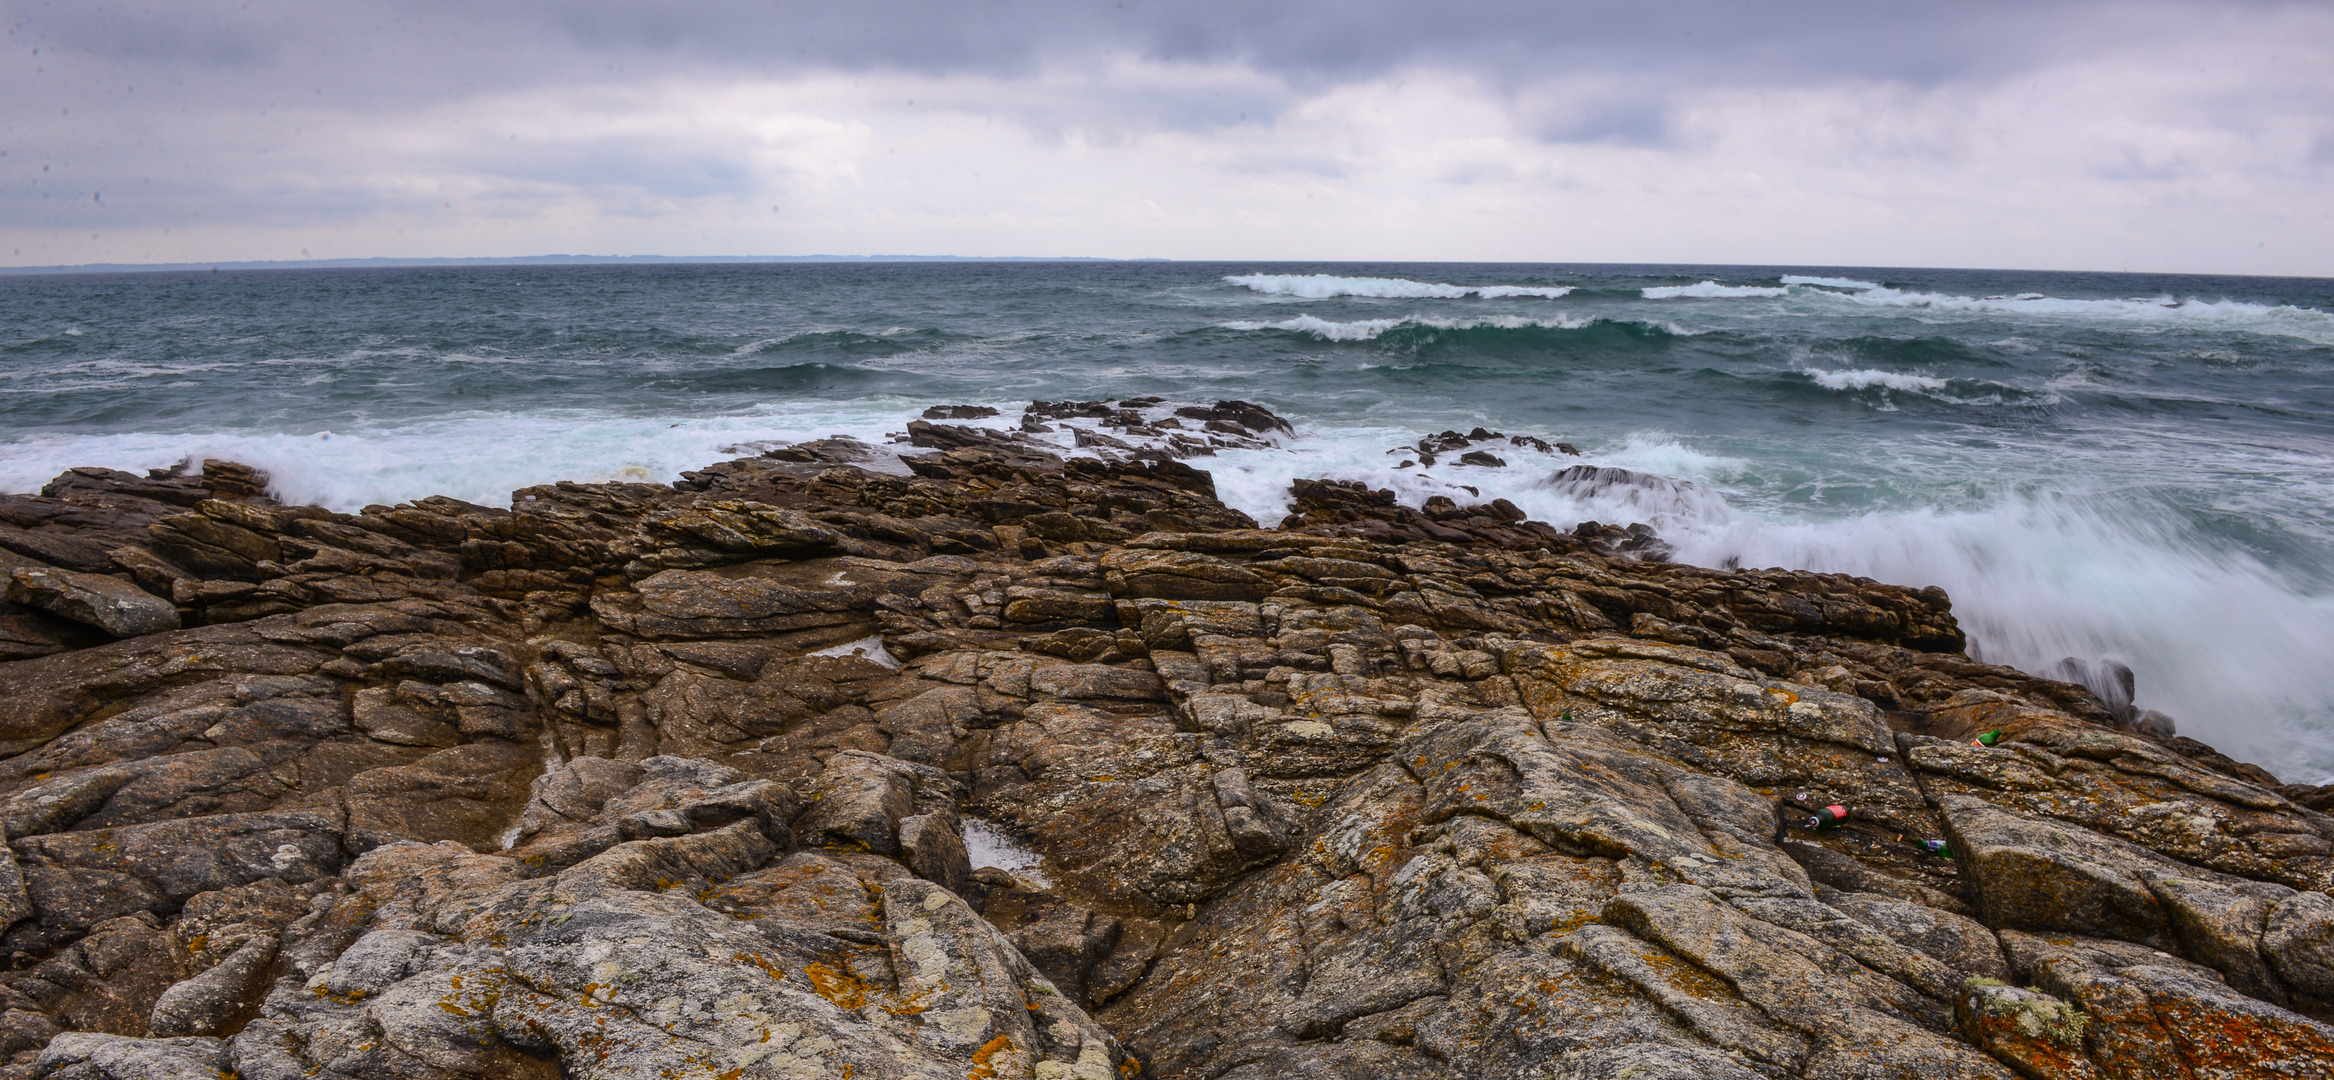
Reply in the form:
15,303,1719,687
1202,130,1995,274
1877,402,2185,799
1800,804,1849,830
1900,834,1954,859
1972,729,2003,747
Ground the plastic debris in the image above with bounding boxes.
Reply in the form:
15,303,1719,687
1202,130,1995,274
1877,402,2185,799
1899,834,1954,859
1972,729,2002,747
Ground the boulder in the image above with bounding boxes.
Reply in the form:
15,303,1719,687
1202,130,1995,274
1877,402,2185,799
6,565,179,638
33,1032,231,1080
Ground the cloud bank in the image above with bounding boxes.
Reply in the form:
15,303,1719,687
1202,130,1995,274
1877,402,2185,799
3,0,2330,273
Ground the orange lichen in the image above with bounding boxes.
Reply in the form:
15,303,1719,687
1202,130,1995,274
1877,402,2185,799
966,1035,1015,1079
802,961,873,1009
732,951,785,981
1638,951,1734,1000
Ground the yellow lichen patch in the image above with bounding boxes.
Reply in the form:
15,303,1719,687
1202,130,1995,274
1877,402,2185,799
1638,950,1735,1001
732,952,786,981
966,1035,1015,1080
436,970,505,1019
880,987,936,1016
802,961,873,1010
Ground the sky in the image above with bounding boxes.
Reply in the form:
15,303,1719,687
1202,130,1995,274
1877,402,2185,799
3,1,2331,275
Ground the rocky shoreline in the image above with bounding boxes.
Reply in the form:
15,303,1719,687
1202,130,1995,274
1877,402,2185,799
0,400,2330,1079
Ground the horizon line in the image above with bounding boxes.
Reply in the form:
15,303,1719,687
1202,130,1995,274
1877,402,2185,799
0,253,1153,276
2,254,2329,282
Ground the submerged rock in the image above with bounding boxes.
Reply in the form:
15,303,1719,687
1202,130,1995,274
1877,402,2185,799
0,425,2320,1079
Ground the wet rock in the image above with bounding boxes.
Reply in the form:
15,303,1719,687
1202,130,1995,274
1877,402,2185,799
1173,400,1292,437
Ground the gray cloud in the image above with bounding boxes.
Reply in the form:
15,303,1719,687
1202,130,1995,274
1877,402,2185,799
2,0,2329,272
13,1,2278,90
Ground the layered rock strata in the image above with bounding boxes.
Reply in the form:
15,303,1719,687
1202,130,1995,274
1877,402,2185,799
0,411,2328,1080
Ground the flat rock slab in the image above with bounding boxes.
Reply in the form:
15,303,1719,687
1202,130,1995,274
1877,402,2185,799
7,566,179,638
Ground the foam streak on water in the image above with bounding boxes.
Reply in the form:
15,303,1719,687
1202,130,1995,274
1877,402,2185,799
4,260,2331,779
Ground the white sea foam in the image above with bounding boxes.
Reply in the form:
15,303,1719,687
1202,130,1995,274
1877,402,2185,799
1200,427,2334,782
810,634,902,669
1219,315,1412,341
1803,368,1950,393
8,401,2329,782
1820,288,2334,343
1643,281,1789,299
1225,274,1572,300
962,817,1050,885
1218,313,1597,341
1668,500,2334,782
0,403,941,511
1781,275,1882,290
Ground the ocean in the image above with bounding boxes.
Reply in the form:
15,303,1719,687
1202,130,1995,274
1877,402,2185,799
4,261,2332,780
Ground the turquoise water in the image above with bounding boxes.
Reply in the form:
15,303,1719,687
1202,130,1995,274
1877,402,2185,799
5,261,2332,777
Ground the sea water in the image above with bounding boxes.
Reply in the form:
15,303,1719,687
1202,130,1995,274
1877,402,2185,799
4,261,2331,780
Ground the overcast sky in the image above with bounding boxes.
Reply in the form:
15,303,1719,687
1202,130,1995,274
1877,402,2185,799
3,1,2330,274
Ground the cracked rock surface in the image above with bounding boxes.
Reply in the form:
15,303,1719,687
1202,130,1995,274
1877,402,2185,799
0,412,2330,1079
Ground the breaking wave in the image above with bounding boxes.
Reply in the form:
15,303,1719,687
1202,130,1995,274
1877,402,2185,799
1826,289,2334,343
1217,313,1599,341
1643,281,1789,299
1803,368,1950,393
1201,429,2334,782
1225,274,1572,300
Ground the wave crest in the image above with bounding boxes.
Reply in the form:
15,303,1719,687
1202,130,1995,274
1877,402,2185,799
1218,313,1605,341
1643,281,1788,299
1828,288,2334,342
1226,274,1572,300
1804,368,1949,393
